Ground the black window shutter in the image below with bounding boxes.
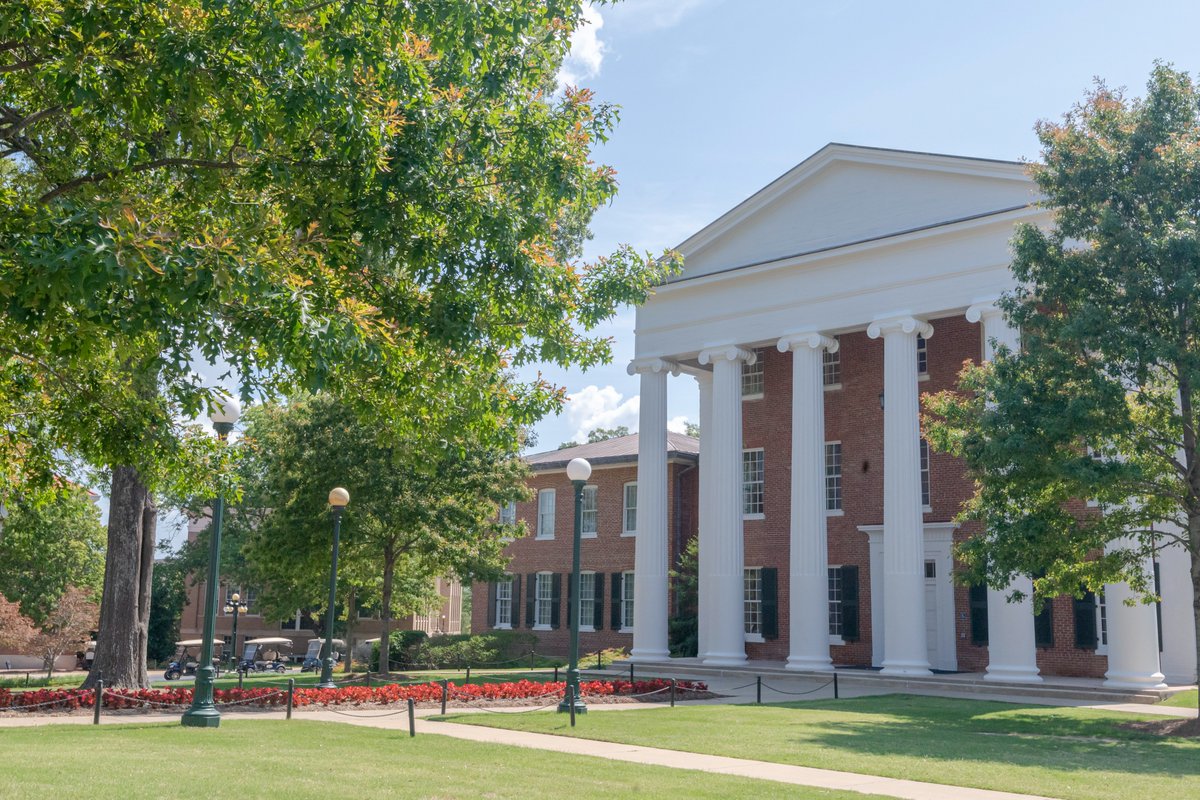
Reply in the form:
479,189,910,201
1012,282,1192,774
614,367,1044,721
610,572,623,629
593,573,605,630
511,575,522,629
840,565,860,642
969,584,989,646
761,568,779,640
565,572,573,630
488,582,498,628
1034,597,1054,648
550,573,562,629
525,573,536,627
1073,591,1098,650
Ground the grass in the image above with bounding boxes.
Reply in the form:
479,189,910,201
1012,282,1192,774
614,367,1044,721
0,720,888,800
440,693,1200,800
1159,688,1198,709
148,667,561,690
0,674,83,691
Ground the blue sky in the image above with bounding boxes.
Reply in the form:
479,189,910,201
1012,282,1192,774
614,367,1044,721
525,0,1200,452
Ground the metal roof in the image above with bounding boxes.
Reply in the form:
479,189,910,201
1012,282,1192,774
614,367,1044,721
525,432,699,471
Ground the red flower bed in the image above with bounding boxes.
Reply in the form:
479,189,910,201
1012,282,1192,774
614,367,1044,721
0,678,707,713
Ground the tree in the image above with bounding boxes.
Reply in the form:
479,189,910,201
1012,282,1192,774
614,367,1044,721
683,421,700,439
558,425,631,449
147,551,190,666
923,64,1200,717
0,594,38,654
668,537,699,657
31,586,99,676
0,486,105,628
225,394,530,674
1,2,676,687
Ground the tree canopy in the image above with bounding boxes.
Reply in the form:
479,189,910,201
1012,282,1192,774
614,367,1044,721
923,64,1200,706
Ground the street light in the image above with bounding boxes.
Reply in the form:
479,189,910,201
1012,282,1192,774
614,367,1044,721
318,487,350,689
558,457,590,715
223,592,249,669
182,394,240,728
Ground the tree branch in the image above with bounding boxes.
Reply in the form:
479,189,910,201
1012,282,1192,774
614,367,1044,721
0,58,46,73
39,157,242,203
0,106,63,139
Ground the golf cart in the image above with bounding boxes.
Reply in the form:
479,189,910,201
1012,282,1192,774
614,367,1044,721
239,637,293,674
300,638,343,672
163,639,221,681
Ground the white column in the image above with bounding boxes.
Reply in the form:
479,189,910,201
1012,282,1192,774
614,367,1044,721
778,332,837,672
967,300,1042,684
1158,536,1198,684
697,344,755,666
694,370,714,660
626,357,675,661
867,315,933,676
1104,541,1167,688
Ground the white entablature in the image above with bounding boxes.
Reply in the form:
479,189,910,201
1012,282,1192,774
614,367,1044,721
634,144,1050,360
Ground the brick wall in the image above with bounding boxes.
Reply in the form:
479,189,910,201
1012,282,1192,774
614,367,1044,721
470,459,698,658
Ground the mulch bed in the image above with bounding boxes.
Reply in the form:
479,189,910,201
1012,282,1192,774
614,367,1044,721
1119,717,1200,738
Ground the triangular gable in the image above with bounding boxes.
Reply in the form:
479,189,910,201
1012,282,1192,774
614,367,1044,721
674,144,1037,281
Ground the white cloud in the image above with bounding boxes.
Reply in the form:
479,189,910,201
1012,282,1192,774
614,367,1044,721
565,384,639,443
608,0,708,32
558,4,606,87
667,415,691,434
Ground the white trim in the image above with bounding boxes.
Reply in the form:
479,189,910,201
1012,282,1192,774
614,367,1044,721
741,392,764,401
744,633,765,643
828,635,845,646
532,625,551,632
743,513,765,521
823,382,843,392
825,509,845,517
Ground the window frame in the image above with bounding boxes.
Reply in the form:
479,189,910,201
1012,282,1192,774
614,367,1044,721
744,566,764,641
742,448,765,519
825,441,843,515
919,438,932,510
536,488,556,539
499,501,517,526
578,570,596,632
917,334,929,378
580,484,599,538
741,349,765,399
621,570,635,631
495,575,513,629
622,482,638,536
823,337,841,389
827,565,844,643
534,572,554,629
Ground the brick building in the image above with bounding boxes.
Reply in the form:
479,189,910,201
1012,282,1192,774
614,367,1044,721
559,143,1193,686
470,433,698,657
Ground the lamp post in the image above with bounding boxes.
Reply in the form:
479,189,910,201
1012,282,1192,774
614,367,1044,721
318,487,350,689
182,394,240,728
558,457,590,714
223,592,249,669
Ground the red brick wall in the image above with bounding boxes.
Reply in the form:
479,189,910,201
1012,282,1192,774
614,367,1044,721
470,459,698,658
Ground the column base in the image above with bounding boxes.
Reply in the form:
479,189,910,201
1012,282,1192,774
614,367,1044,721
786,657,835,672
700,652,748,667
1104,670,1168,690
880,659,932,677
984,665,1042,684
629,648,671,662
180,707,221,728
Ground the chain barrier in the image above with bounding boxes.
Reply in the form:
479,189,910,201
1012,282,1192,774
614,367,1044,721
0,695,96,712
100,690,190,709
320,705,413,718
625,685,673,699
757,679,836,697
726,681,759,691
215,689,289,707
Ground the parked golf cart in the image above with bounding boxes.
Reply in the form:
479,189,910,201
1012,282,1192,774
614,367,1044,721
300,638,343,672
239,637,293,673
163,639,221,681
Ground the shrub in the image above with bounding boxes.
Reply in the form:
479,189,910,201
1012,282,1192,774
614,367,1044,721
369,629,428,672
413,630,538,669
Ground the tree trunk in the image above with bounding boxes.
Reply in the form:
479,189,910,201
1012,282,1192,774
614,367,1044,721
380,546,394,675
343,587,356,674
83,466,156,689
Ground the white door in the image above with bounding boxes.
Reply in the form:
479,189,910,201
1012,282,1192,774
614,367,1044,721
924,560,939,669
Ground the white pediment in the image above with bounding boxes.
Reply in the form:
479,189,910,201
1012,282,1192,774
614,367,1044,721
675,144,1038,280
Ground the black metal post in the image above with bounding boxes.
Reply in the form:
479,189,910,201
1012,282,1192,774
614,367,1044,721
670,678,676,707
553,665,558,682
465,665,471,684
629,663,634,685
558,478,587,715
756,676,762,704
568,685,576,727
318,505,345,689
440,680,448,715
407,698,416,737
237,670,243,690
286,678,294,719
833,672,839,699
92,673,102,725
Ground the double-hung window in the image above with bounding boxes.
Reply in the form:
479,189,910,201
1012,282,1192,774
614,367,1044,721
827,567,843,637
581,485,598,537
823,338,841,387
535,573,553,628
920,438,931,508
621,571,635,630
825,442,842,513
744,567,763,638
743,448,765,517
622,483,637,535
537,489,556,539
917,334,928,376
499,501,517,526
578,571,595,630
495,576,513,628
741,350,764,398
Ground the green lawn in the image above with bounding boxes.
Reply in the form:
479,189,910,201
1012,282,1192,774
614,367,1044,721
0,720,887,800
440,694,1200,800
0,674,83,691
1159,688,1199,709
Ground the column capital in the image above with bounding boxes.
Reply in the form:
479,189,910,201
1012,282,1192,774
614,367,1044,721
966,298,1005,325
777,331,838,355
626,357,680,377
867,315,933,340
697,344,755,366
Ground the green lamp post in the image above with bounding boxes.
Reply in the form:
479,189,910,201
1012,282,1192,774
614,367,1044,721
223,592,249,668
181,394,240,728
558,457,590,714
317,487,350,689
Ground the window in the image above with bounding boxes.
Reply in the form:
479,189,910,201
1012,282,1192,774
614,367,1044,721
823,338,841,387
920,438,931,508
578,571,595,630
1096,591,1108,654
825,442,842,512
537,489,556,539
622,483,637,535
495,576,513,628
741,350,764,398
917,334,928,375
621,571,635,630
581,485,598,537
743,448,765,517
744,567,763,637
827,567,843,637
499,501,517,526
535,572,553,628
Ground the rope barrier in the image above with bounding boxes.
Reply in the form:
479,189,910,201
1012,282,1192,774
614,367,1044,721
0,695,96,711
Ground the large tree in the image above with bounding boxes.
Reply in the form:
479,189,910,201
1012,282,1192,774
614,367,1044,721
923,64,1200,715
1,1,675,687
219,393,528,674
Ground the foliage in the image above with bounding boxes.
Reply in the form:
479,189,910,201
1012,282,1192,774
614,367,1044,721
29,586,98,674
669,537,699,657
370,630,428,672
0,594,38,652
409,630,539,669
146,551,190,665
583,646,628,668
0,485,105,628
558,425,631,449
922,65,1200,645
683,421,700,438
0,0,679,686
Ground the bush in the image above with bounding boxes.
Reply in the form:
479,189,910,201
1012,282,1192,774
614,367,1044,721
369,630,428,672
414,631,538,669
